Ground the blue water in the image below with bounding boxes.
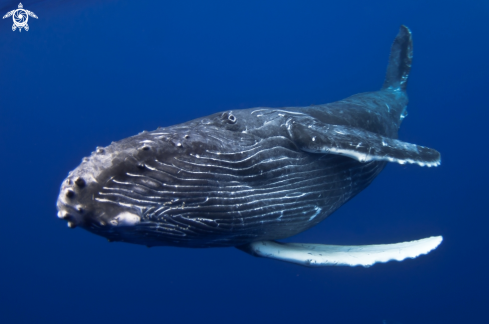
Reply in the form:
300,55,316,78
1,1,487,323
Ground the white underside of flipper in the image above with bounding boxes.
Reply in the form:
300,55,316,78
243,236,443,267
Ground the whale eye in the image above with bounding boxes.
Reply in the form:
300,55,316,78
221,112,237,124
228,114,237,124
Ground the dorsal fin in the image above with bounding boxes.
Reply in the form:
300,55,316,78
382,25,413,91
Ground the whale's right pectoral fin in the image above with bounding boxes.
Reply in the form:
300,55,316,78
286,118,441,167
237,236,443,267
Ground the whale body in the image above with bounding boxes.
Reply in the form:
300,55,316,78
57,26,442,267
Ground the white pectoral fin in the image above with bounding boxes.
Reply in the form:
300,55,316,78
238,236,443,267
286,118,441,167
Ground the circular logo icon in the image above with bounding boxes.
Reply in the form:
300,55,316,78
13,9,27,27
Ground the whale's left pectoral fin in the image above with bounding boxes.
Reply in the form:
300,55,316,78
238,236,442,267
286,118,440,167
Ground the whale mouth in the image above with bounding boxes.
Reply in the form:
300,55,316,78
56,176,89,229
56,171,143,243
56,175,110,229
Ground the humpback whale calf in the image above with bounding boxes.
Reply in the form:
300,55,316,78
57,26,442,267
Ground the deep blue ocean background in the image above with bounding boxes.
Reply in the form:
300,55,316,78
1,1,488,323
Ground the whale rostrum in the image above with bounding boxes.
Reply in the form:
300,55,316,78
57,25,442,267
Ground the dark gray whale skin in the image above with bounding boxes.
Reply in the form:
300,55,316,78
56,26,440,248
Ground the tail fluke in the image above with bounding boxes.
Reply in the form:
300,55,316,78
382,25,413,91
